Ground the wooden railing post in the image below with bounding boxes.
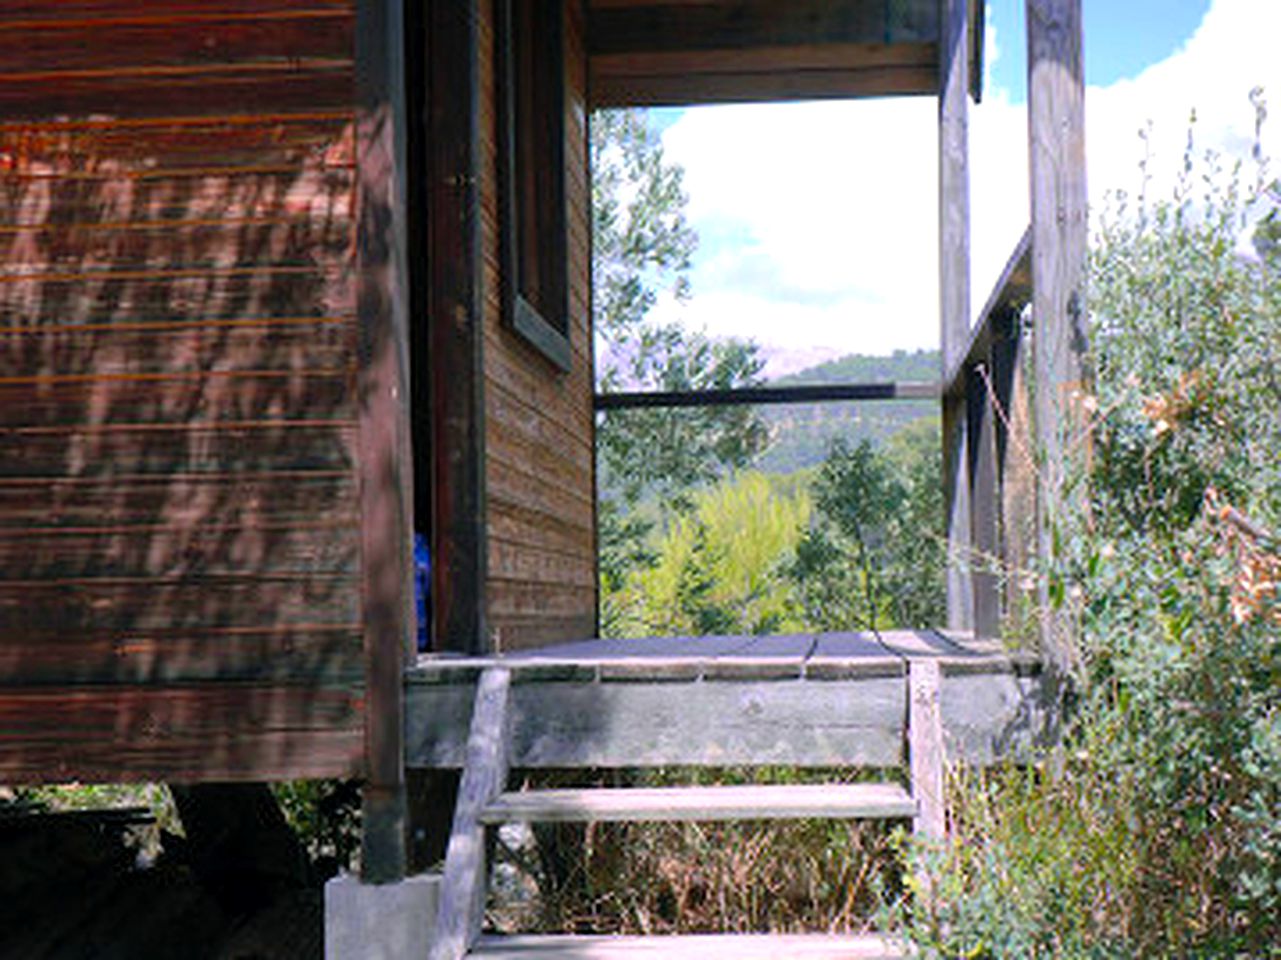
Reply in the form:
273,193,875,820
909,659,946,842
967,359,1001,640
940,0,973,633
991,306,1036,635
1027,0,1088,670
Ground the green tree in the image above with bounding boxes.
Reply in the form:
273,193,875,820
592,109,768,513
790,419,945,632
610,471,810,638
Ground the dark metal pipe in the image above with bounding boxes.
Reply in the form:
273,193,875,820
594,381,938,411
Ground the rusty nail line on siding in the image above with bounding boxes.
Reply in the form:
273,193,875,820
0,368,355,386
0,521,358,535
1,161,356,181
0,316,350,334
1,9,355,31
0,111,354,133
0,219,350,236
3,62,355,86
35,623,364,638
0,265,333,284
2,419,357,435
0,470,350,485
0,573,356,587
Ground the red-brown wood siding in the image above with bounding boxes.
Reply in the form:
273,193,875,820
481,0,596,651
0,1,366,782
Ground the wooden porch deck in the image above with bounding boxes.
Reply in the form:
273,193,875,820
405,631,1047,770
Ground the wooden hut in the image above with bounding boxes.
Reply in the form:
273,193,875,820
1,0,1087,952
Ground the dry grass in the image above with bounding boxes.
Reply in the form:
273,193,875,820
487,768,908,936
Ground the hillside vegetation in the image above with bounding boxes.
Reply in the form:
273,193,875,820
757,348,938,473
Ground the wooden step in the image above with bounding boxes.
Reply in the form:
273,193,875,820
470,933,907,958
478,783,915,824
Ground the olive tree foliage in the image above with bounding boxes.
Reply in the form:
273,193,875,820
788,419,945,633
592,110,768,512
592,110,768,624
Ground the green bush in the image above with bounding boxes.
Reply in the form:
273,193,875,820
790,419,945,632
604,471,811,638
896,116,1280,958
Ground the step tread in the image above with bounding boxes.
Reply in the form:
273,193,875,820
478,782,915,824
470,933,907,958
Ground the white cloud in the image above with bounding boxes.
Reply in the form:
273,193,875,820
660,97,941,375
656,0,1281,377
1085,0,1280,213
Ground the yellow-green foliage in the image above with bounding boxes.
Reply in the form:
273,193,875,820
609,471,810,638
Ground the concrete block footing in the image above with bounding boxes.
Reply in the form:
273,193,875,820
325,872,441,960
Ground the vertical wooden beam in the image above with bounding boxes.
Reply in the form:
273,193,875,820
356,0,415,883
1026,0,1087,669
406,0,431,591
939,0,973,632
908,659,946,841
430,668,512,960
992,306,1037,631
967,359,1000,639
429,0,488,655
988,309,1020,504
942,403,972,631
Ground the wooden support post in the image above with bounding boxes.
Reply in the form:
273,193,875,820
356,0,415,883
1026,0,1088,670
940,0,973,632
968,358,1000,640
429,0,488,656
908,659,946,841
430,668,512,960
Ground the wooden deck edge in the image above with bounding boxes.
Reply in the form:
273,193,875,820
405,664,1050,771
406,653,1037,686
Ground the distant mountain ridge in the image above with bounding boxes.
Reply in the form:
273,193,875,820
756,348,939,474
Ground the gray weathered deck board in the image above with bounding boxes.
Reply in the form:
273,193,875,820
881,630,969,658
406,675,907,769
469,933,906,958
478,783,915,824
504,633,761,661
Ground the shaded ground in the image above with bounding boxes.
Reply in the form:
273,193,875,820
0,804,322,960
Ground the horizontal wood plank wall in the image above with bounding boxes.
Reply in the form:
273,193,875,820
481,0,596,651
0,0,366,783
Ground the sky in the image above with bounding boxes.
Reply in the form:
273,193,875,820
648,0,1281,376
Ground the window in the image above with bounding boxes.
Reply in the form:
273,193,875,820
497,0,570,370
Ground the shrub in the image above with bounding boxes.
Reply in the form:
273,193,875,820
896,114,1280,958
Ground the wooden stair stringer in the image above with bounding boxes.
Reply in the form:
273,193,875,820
430,667,513,960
